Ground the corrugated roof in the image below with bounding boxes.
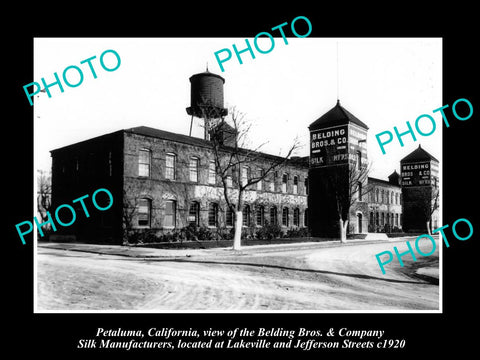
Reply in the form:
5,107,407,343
400,144,439,163
309,100,369,130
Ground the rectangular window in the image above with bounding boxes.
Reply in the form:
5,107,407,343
208,161,216,185
241,166,249,187
256,169,264,191
137,198,151,227
189,157,198,182
208,203,218,227
305,177,308,195
282,173,288,193
165,153,175,180
282,207,289,226
304,209,308,227
293,176,298,194
138,149,150,177
358,182,362,201
164,200,176,228
226,175,233,188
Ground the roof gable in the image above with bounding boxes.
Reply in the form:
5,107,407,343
309,100,369,130
400,145,439,163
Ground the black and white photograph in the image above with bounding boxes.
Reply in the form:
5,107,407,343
33,37,442,312
7,6,478,357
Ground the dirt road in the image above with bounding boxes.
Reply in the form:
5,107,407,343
36,239,439,311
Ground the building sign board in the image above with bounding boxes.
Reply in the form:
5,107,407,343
310,124,348,168
401,161,431,186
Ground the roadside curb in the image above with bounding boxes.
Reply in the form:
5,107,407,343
37,237,419,259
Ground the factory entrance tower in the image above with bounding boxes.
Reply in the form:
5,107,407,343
186,69,228,140
308,100,369,238
400,145,440,233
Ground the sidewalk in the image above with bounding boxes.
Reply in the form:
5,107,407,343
37,236,415,259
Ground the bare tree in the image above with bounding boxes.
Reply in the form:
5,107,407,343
37,169,52,223
121,186,140,245
326,161,372,243
423,186,440,235
204,107,301,250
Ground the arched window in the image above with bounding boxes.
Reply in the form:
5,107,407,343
282,207,289,226
164,200,176,228
256,205,264,226
242,205,251,227
226,206,234,227
293,208,300,226
208,203,218,227
270,206,277,225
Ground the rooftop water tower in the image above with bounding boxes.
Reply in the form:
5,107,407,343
186,68,228,139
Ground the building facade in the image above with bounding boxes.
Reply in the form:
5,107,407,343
367,174,403,233
50,126,309,244
400,145,440,232
49,70,441,244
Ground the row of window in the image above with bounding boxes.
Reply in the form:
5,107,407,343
369,211,401,227
138,149,308,194
137,198,307,229
370,188,402,205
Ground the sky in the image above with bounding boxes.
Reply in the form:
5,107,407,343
33,37,442,180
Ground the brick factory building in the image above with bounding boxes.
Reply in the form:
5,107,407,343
50,125,309,244
48,70,440,244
